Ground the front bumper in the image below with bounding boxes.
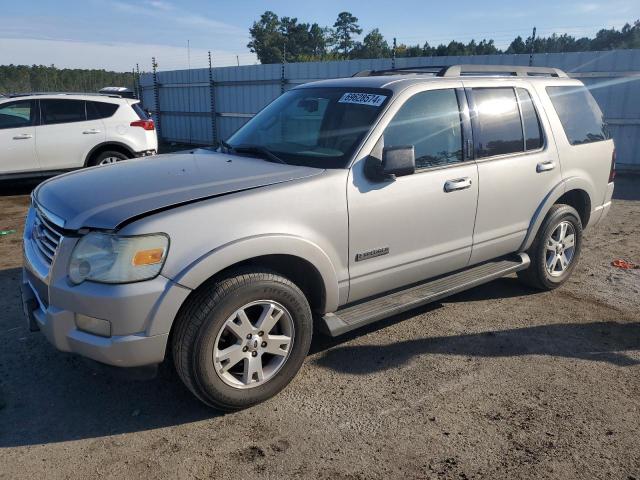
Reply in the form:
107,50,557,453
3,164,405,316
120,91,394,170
22,207,190,367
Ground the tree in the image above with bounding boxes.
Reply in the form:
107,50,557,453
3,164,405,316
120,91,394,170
247,11,285,64
332,11,362,57
506,36,526,54
351,29,390,59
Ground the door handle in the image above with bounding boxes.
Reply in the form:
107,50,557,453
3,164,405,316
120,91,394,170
536,161,556,173
13,134,33,140
82,129,101,134
444,177,472,192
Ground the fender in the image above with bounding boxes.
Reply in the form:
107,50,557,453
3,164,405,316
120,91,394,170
172,233,341,312
520,176,596,251
84,141,136,166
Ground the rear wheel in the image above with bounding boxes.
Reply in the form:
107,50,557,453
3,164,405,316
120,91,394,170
518,204,583,290
89,150,129,166
172,268,313,411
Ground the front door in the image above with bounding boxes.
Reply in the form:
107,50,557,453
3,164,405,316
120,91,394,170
0,100,39,175
347,87,479,303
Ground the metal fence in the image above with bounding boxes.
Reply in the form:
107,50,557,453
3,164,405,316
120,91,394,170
139,49,640,171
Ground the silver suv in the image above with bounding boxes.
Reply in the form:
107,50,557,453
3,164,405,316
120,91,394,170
22,65,615,410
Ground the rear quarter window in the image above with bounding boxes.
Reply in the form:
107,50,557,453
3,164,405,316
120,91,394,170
87,101,119,120
546,85,609,145
132,103,150,120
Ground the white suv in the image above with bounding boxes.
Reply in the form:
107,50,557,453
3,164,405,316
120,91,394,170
0,93,157,179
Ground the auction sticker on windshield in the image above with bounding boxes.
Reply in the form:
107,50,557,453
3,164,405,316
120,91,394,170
338,92,387,107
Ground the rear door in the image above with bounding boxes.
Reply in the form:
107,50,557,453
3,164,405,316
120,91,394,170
465,82,562,264
347,84,479,302
36,99,106,170
0,100,39,175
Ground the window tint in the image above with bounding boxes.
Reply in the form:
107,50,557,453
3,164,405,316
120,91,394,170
87,101,119,120
546,85,609,145
473,87,524,158
0,101,33,129
383,89,463,169
516,88,543,150
41,99,86,125
132,103,150,120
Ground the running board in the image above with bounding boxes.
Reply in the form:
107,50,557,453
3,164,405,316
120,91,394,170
320,253,530,337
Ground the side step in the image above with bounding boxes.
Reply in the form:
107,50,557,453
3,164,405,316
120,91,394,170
320,253,530,337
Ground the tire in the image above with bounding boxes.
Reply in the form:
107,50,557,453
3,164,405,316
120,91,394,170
172,268,313,411
89,150,129,167
518,204,583,290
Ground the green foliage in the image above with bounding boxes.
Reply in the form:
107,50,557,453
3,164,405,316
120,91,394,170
0,64,134,95
332,12,363,57
248,12,640,64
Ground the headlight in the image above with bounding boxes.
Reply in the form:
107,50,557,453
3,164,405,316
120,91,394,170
69,232,169,284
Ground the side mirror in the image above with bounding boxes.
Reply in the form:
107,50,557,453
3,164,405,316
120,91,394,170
381,145,415,178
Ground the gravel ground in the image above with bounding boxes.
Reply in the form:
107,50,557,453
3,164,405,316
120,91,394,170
0,177,638,480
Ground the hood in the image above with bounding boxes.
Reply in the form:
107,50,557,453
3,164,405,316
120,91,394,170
34,151,323,230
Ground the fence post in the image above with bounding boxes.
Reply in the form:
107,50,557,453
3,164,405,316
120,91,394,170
136,63,141,102
281,44,287,94
529,27,537,66
392,37,397,69
208,51,218,146
152,57,162,142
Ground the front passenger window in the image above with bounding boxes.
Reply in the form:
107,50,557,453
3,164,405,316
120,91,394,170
383,89,463,169
0,101,34,129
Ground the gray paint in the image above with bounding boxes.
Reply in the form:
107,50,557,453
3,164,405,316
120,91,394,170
34,151,322,230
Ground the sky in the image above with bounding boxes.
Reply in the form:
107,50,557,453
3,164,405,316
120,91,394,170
0,0,638,72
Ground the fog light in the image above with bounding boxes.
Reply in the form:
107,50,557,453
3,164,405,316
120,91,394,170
75,314,111,337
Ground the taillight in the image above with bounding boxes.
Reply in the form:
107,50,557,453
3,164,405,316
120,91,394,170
130,119,155,131
609,148,616,183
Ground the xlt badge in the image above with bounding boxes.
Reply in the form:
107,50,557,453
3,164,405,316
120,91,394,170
355,247,389,262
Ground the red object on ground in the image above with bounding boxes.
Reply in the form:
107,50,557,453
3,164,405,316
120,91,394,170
611,259,639,269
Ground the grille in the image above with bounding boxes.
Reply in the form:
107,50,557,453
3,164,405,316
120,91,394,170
31,208,64,265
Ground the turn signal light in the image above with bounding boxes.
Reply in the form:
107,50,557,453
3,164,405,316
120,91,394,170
132,248,165,266
130,119,155,131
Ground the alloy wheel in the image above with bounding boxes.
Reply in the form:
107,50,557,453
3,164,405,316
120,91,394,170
545,220,576,277
213,300,294,389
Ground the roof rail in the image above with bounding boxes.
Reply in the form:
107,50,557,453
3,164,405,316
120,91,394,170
353,64,568,78
5,92,126,99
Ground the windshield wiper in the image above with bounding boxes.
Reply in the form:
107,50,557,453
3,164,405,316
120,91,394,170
222,142,287,165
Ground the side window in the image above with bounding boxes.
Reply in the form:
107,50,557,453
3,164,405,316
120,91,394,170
472,87,524,158
41,100,86,125
383,89,463,169
516,88,543,150
0,101,34,129
546,85,609,145
87,101,119,120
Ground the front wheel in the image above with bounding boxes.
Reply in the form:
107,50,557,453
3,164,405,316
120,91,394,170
518,204,583,290
172,269,313,411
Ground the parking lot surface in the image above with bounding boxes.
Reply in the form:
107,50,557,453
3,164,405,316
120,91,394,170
0,177,639,479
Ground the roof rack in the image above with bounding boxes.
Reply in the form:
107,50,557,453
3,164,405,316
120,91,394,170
4,92,127,99
353,64,568,78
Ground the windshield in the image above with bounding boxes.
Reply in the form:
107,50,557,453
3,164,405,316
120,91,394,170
226,87,392,168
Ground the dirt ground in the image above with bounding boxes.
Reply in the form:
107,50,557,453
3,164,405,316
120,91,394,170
0,177,639,480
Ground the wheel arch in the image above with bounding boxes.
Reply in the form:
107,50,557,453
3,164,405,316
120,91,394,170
172,234,340,313
84,141,135,166
521,177,594,252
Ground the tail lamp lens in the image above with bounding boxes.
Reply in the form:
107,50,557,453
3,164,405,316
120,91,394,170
130,119,155,131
